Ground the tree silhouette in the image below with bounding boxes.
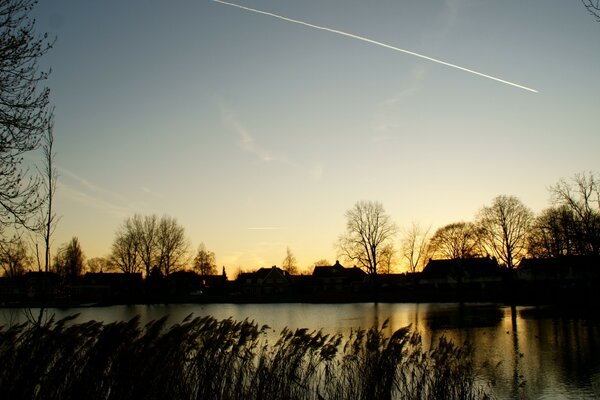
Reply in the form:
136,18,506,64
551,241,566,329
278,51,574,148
110,219,141,274
0,0,53,235
527,206,579,258
0,235,30,277
400,222,430,273
550,172,600,255
86,257,111,273
35,115,57,272
156,215,189,276
54,237,85,278
337,201,397,276
111,214,189,276
477,195,533,269
427,222,482,260
281,246,298,275
193,243,217,275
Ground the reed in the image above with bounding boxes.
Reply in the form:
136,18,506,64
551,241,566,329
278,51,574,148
0,315,493,400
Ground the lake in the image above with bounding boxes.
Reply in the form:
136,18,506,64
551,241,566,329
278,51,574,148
1,302,599,399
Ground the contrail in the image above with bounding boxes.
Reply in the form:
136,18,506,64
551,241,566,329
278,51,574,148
212,0,538,93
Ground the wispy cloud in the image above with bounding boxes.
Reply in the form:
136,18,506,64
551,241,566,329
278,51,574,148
58,167,126,203
57,167,132,218
139,186,163,197
212,0,538,93
220,104,274,162
372,66,426,140
219,102,312,174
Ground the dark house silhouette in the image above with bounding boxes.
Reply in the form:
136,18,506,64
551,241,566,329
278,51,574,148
514,256,600,304
312,261,366,292
238,266,290,295
421,257,503,288
517,256,600,282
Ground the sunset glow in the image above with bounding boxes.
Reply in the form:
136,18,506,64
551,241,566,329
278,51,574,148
31,0,599,274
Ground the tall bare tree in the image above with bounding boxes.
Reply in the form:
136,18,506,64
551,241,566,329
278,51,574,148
110,218,141,273
379,242,396,274
132,214,158,277
427,222,482,260
337,201,397,276
400,222,430,273
156,215,189,276
477,195,533,269
527,206,579,258
37,116,57,272
550,172,600,255
193,243,217,275
281,246,298,275
0,0,53,236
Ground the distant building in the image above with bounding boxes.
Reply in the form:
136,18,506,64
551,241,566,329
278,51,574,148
517,256,600,282
312,261,366,292
238,266,291,295
421,257,503,288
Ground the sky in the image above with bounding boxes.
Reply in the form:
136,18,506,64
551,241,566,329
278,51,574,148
30,0,600,274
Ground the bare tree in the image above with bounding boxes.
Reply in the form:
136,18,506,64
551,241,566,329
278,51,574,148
550,172,600,255
0,0,53,235
35,116,58,272
400,222,430,273
156,215,189,276
477,195,533,269
337,201,397,276
0,235,31,276
379,242,396,274
193,243,217,275
110,223,140,274
54,237,85,279
427,222,482,260
132,214,158,277
87,256,111,273
582,0,600,21
281,246,298,275
527,206,579,258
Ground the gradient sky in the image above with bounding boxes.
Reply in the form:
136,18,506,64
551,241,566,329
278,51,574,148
31,0,600,273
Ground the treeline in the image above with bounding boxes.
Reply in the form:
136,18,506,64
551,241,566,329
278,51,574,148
0,315,491,400
390,171,600,274
2,171,599,280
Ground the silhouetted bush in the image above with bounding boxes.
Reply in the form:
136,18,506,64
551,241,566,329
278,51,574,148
0,315,493,400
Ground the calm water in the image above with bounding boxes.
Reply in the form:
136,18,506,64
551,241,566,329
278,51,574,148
2,303,599,399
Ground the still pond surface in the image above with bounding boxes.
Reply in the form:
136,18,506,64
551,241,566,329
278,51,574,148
2,302,599,399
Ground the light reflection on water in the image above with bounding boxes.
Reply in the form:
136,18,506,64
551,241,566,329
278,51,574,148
1,302,599,399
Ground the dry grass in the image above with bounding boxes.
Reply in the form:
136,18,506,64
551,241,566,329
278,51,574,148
0,315,493,400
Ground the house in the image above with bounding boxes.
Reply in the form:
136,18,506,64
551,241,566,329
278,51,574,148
515,256,600,303
199,270,229,295
166,271,203,298
517,256,600,282
237,266,291,295
312,261,366,292
421,257,503,288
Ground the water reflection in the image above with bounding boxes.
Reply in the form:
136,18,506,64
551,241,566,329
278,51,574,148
1,303,599,399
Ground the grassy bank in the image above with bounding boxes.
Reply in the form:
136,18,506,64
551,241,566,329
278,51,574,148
0,315,492,399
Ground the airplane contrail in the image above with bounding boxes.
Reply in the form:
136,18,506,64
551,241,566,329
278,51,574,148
212,0,538,93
